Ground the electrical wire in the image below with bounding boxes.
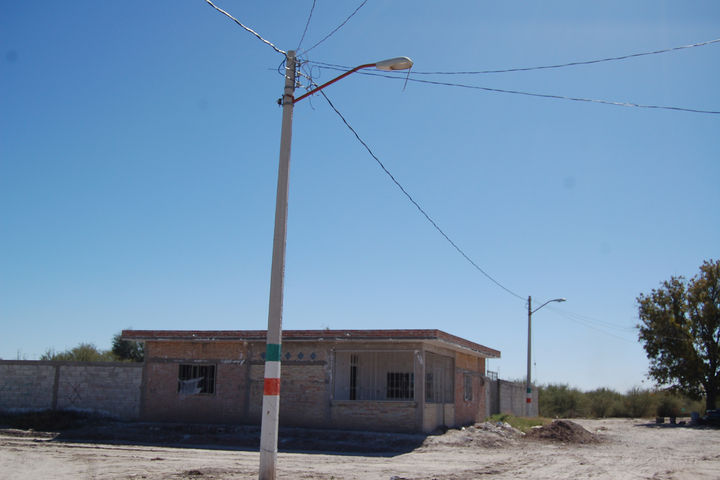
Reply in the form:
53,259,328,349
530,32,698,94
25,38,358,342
296,0,317,51
204,0,286,55
411,37,720,75
315,67,720,115
319,90,527,302
309,38,720,75
301,0,368,55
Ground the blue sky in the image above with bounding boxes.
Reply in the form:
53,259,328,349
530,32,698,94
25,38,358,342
1,1,718,392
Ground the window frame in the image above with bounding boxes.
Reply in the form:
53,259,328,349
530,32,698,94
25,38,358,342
177,364,216,395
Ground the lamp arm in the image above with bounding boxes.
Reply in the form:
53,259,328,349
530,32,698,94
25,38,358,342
531,298,565,314
293,63,376,104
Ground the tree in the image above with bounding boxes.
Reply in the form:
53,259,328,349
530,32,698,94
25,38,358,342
40,343,115,362
111,333,144,362
637,259,720,411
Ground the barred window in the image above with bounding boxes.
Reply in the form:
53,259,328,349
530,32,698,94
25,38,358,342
463,373,473,401
178,364,215,395
333,351,415,401
386,372,414,400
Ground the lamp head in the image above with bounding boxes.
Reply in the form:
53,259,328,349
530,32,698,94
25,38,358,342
374,56,413,71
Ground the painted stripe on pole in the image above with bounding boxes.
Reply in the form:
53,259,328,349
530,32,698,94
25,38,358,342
264,378,281,396
266,343,281,362
264,360,281,379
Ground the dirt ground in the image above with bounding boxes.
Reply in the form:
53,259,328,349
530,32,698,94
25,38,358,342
1,418,719,479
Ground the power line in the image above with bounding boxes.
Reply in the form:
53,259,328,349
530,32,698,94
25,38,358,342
204,0,286,55
296,0,317,51
319,90,527,302
309,37,720,75
314,67,720,115
301,0,368,55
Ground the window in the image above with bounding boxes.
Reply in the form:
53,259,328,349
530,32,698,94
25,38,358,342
349,354,359,400
178,364,215,395
386,372,414,400
463,373,473,401
333,351,415,401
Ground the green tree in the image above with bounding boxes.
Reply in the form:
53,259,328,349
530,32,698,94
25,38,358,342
40,343,115,362
111,333,144,362
637,259,720,411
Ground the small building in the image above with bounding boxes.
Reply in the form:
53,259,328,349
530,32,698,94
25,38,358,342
122,329,500,433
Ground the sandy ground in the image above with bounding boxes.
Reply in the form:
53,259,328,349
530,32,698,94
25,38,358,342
1,418,719,480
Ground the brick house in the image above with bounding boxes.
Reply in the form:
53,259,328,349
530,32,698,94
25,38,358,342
122,329,500,433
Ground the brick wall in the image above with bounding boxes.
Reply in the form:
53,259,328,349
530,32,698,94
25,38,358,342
0,361,142,419
453,352,487,425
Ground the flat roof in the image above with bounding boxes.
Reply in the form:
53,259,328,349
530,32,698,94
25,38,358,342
122,329,500,358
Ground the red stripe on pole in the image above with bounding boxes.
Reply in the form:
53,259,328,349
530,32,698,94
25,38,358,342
526,398,532,403
263,378,281,396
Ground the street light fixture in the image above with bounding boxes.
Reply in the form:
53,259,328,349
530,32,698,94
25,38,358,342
526,296,566,417
259,51,413,480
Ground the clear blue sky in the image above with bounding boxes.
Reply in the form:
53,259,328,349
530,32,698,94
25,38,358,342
1,1,718,393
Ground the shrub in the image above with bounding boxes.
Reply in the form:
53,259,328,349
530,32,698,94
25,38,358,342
586,388,624,418
539,384,588,418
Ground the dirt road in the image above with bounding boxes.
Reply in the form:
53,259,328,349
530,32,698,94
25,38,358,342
1,418,719,479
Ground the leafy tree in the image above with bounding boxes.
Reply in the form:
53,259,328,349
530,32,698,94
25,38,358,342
637,259,720,411
40,343,115,362
111,333,144,362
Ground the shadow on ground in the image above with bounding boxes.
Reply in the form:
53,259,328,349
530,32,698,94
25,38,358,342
0,410,427,457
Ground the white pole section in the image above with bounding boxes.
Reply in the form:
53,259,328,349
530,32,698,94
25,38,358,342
259,49,296,480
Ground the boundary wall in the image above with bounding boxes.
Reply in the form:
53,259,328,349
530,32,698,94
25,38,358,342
485,378,539,417
0,361,142,420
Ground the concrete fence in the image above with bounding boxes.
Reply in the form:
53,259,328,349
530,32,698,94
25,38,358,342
0,361,143,420
485,377,539,417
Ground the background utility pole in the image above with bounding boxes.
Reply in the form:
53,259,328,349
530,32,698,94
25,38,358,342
526,295,533,417
259,49,296,480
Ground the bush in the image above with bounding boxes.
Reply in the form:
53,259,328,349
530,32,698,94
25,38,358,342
586,388,624,418
539,384,588,418
624,387,656,418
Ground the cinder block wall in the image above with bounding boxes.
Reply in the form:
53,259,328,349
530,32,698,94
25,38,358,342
56,364,143,419
485,378,538,417
0,362,56,411
0,361,143,419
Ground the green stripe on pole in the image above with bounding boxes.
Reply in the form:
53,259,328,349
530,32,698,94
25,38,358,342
266,344,281,362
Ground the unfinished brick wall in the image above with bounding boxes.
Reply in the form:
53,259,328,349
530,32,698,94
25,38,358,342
453,353,487,425
142,341,249,423
0,361,142,419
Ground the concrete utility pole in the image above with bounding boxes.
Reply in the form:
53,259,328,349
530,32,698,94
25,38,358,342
526,295,566,417
259,49,296,480
257,52,412,480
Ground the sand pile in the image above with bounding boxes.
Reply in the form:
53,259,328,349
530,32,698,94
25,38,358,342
525,420,599,444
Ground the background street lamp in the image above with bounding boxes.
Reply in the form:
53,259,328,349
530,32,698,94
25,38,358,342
526,296,566,416
259,51,413,480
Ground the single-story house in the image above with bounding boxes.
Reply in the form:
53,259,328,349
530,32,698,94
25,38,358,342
122,329,500,433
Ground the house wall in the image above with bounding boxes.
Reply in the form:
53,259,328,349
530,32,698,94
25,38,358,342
142,341,249,422
453,353,487,426
140,339,496,431
0,361,142,419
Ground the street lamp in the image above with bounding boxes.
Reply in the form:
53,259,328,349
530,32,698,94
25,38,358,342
259,51,413,480
526,296,566,417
